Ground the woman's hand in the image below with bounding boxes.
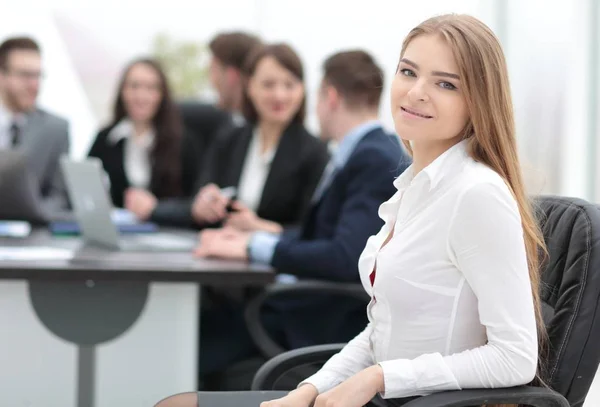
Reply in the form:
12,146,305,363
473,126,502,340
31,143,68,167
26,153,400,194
225,201,284,234
224,201,261,231
260,384,319,407
314,365,384,407
191,184,230,224
124,188,157,221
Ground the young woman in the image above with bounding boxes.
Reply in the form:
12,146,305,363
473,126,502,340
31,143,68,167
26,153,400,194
156,13,545,407
190,43,329,231
88,58,199,222
259,13,546,407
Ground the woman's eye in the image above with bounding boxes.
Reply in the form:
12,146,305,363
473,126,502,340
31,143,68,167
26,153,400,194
400,68,416,77
439,82,457,90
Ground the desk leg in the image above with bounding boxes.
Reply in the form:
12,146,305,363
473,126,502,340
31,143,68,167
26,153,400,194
0,280,199,407
78,346,96,407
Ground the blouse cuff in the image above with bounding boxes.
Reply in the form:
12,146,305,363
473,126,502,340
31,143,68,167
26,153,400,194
379,354,461,399
299,370,345,395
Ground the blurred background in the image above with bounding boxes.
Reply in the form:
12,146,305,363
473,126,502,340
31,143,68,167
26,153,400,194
0,0,598,200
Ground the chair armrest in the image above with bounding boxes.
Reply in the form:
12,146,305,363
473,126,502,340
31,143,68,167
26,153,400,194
252,344,345,390
197,391,288,407
402,386,569,407
244,281,368,359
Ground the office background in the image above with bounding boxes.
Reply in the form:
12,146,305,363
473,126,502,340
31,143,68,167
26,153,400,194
0,0,597,199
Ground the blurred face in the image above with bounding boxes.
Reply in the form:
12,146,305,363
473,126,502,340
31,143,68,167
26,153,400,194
121,63,163,124
0,50,42,112
316,81,336,141
247,56,304,125
209,57,234,109
391,34,469,145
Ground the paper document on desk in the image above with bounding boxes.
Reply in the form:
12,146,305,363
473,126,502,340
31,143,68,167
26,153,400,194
0,221,31,238
0,247,74,261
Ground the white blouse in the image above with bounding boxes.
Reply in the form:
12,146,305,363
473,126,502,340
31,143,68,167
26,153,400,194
237,128,277,212
302,140,538,399
108,119,155,189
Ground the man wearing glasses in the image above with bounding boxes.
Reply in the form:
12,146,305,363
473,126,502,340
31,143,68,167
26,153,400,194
0,36,70,212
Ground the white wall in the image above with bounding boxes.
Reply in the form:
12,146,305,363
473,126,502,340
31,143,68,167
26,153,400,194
1,0,597,200
252,0,496,134
503,0,593,199
0,3,98,159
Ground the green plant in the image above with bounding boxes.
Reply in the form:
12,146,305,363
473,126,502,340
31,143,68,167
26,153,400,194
152,32,209,98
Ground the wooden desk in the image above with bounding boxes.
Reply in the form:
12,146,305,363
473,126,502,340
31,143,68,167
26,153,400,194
0,229,274,407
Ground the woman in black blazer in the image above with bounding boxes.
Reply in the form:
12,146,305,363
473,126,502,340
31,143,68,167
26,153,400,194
88,58,199,222
192,44,329,231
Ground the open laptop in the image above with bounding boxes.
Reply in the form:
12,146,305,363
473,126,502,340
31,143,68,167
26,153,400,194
0,151,52,224
60,157,196,252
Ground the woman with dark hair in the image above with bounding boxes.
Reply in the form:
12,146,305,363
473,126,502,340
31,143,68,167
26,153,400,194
191,43,329,232
88,58,199,222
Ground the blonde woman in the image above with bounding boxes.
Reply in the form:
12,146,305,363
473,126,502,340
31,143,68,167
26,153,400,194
262,13,546,407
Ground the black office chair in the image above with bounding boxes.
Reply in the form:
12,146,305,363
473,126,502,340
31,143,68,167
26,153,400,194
156,195,600,407
200,281,369,391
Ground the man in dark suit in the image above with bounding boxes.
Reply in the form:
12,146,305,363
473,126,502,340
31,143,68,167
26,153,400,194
195,50,411,382
0,37,70,213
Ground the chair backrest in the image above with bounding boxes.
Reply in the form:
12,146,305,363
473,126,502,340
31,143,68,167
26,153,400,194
535,195,600,407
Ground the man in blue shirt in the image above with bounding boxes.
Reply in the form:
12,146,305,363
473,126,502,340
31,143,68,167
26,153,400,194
195,50,411,388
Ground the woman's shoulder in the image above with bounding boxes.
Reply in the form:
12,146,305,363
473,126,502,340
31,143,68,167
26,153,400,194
455,159,517,207
90,123,119,148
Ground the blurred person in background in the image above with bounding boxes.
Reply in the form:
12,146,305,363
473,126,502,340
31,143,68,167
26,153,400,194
154,32,263,226
0,36,70,213
88,58,200,224
179,31,262,158
191,43,329,232
208,31,263,122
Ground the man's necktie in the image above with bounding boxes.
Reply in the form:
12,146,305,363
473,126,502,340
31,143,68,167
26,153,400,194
9,122,21,147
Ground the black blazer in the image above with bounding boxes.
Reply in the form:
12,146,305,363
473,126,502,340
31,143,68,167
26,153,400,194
178,101,235,150
87,124,200,208
199,122,330,226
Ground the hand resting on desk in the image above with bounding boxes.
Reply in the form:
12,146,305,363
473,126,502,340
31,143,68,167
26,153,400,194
224,201,283,234
193,227,250,261
124,188,157,221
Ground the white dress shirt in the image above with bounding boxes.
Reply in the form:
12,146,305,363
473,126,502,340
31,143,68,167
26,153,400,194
302,140,538,399
108,119,155,189
237,128,277,212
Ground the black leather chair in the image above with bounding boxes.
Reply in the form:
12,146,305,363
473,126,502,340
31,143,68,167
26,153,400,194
156,195,600,407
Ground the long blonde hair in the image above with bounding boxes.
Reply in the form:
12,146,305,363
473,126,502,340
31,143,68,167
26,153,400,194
399,14,547,405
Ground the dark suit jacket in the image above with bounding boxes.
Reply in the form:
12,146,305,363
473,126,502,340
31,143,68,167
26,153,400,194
17,108,70,212
178,101,236,160
87,124,200,210
199,122,330,227
269,127,411,348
